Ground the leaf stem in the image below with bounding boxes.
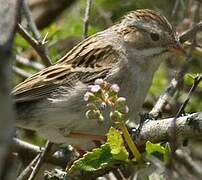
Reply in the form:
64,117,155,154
119,122,141,161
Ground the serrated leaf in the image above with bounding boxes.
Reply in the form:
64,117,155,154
69,144,113,172
107,127,129,161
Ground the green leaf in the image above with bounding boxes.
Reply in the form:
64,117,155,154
69,127,129,173
69,144,113,172
146,141,167,161
107,127,129,161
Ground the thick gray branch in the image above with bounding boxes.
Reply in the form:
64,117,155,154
133,112,202,147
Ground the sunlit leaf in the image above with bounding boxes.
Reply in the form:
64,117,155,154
107,127,129,161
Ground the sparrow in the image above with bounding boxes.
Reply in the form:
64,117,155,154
13,9,184,146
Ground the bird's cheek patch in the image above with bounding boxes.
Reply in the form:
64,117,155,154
123,31,145,48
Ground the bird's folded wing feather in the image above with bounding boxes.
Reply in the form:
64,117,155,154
13,35,119,103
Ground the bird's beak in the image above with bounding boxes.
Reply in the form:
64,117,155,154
167,42,186,56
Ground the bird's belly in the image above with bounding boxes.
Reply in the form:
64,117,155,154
30,87,113,144
17,71,152,145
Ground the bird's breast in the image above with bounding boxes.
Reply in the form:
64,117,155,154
107,61,157,123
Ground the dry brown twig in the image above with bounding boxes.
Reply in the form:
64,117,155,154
17,24,52,67
22,0,40,41
17,0,52,67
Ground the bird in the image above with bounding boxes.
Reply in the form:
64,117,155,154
13,9,184,146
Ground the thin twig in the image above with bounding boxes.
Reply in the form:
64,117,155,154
13,138,70,167
21,0,52,67
22,0,40,40
28,141,53,180
175,149,202,178
172,0,180,17
16,55,44,71
83,0,92,39
171,162,188,180
149,78,179,118
13,66,32,78
180,21,202,43
17,154,40,180
149,58,189,119
170,75,202,155
16,23,52,67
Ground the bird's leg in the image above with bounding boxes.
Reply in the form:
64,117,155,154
134,112,156,135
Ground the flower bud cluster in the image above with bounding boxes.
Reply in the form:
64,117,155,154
84,79,129,123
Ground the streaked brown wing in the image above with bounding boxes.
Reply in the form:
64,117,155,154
58,34,119,67
13,66,110,102
13,35,119,103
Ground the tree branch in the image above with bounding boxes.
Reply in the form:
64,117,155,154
149,78,179,117
133,112,202,147
20,0,52,67
28,141,52,180
16,23,52,67
13,66,32,78
179,21,202,43
13,138,71,167
16,55,44,71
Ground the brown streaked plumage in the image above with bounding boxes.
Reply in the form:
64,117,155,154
13,9,183,146
123,9,173,34
14,39,119,102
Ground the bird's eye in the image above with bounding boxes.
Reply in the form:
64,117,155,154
150,33,160,41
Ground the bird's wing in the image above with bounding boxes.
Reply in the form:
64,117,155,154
13,35,120,103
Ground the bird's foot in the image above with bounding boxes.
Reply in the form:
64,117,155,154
133,112,156,136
